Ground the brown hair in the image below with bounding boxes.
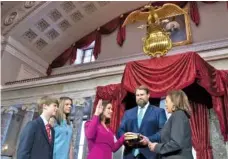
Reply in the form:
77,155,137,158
55,97,73,125
37,96,59,115
99,100,112,124
135,85,150,94
167,90,191,116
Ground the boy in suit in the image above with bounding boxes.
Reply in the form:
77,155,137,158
17,96,59,159
117,85,167,159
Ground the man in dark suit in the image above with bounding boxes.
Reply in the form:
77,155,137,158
17,96,59,159
117,85,167,159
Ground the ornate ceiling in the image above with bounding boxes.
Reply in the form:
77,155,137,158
1,1,148,63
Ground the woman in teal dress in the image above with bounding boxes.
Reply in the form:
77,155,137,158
51,97,73,159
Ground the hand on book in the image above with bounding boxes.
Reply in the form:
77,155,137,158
124,132,139,147
139,134,149,146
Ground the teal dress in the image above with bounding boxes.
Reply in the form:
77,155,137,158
53,120,73,159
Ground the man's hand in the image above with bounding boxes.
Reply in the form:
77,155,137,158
139,135,149,146
148,142,158,151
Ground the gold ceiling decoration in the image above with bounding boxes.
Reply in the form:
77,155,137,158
122,3,188,57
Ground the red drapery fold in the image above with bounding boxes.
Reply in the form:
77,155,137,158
46,45,77,75
122,52,197,97
75,31,101,60
93,84,127,133
211,70,228,141
190,2,200,26
122,52,228,141
190,102,213,159
117,16,126,46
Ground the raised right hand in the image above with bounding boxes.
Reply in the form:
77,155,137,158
94,99,103,116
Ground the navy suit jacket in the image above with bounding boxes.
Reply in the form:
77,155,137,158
17,117,55,159
117,104,167,159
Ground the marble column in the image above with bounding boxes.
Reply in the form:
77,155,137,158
13,104,37,159
1,107,18,148
1,106,19,158
72,105,84,159
209,109,228,158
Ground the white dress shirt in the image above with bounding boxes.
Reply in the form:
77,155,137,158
137,102,150,119
40,114,49,126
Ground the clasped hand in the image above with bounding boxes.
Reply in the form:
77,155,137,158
124,133,149,146
148,142,158,151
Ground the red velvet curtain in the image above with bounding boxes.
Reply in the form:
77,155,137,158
120,52,228,159
122,52,228,142
122,52,197,97
190,102,213,159
93,84,127,133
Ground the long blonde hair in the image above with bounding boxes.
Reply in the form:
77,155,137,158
167,90,191,116
55,97,72,125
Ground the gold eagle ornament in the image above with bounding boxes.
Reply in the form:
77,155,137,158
122,3,186,57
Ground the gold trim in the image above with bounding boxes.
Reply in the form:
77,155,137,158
168,3,192,47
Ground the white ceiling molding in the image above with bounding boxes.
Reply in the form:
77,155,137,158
1,88,97,107
17,64,40,81
1,1,48,36
2,36,49,75
3,1,149,63
1,65,125,91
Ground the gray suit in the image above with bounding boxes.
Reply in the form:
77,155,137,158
154,110,193,159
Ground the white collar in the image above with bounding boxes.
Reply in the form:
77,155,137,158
138,102,150,110
40,114,48,125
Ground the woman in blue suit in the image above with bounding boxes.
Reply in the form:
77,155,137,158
51,97,73,159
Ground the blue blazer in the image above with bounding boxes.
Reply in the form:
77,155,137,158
117,104,167,159
17,117,55,159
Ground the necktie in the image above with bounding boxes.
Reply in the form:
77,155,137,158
45,124,52,143
138,108,144,128
134,108,144,157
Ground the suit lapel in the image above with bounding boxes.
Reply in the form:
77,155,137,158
139,105,153,131
37,117,51,146
133,107,139,132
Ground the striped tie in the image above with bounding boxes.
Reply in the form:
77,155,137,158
134,108,144,156
45,124,52,143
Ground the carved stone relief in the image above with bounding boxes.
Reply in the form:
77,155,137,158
58,19,71,31
70,11,84,23
4,12,18,26
22,29,38,42
45,28,60,40
35,19,50,32
48,9,62,22
60,1,76,13
35,38,48,50
24,1,36,9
